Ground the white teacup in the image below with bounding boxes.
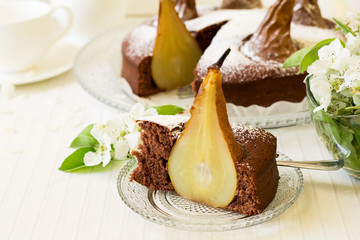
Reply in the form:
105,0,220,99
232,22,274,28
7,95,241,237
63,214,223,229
50,0,127,43
0,1,73,73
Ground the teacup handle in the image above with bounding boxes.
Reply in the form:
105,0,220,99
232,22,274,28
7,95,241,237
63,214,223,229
50,6,73,45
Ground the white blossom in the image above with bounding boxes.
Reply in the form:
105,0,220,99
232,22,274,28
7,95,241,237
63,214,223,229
346,33,360,55
345,12,360,33
353,93,360,106
84,124,112,167
310,75,332,112
340,70,360,91
124,131,141,150
307,20,360,114
85,103,158,166
104,118,128,142
318,39,350,62
113,140,130,160
347,55,360,71
308,59,332,75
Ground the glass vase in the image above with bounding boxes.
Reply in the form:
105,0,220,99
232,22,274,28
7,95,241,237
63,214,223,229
306,76,360,179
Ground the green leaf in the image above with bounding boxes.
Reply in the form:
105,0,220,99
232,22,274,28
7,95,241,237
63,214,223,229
77,124,94,137
298,38,336,73
333,17,356,36
283,46,312,68
70,124,98,148
70,136,98,148
151,105,184,115
337,107,354,116
338,39,346,48
59,147,95,172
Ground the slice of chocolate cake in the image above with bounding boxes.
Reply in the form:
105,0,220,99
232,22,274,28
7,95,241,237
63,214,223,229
130,115,279,215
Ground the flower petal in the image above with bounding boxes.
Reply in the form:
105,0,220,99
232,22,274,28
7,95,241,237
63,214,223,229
90,124,106,141
84,151,102,166
310,75,332,112
125,131,141,150
143,107,158,117
101,151,112,167
104,118,127,142
353,93,360,106
346,33,360,55
113,140,130,160
308,60,332,75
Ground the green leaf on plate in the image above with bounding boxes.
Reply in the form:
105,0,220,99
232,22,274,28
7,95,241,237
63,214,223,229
333,17,356,37
298,38,336,73
70,124,98,148
151,105,185,115
283,46,312,68
59,147,95,172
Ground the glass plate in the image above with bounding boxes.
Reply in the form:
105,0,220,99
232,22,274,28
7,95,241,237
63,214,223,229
74,20,311,129
117,152,303,232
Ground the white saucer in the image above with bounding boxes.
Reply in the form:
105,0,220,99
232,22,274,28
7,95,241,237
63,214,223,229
0,40,79,85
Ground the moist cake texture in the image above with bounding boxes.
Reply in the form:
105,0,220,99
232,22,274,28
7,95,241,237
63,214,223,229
131,115,279,215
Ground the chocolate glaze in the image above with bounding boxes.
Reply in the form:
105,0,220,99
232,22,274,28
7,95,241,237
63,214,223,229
242,0,297,63
131,116,278,215
292,0,334,28
221,0,263,9
174,0,198,20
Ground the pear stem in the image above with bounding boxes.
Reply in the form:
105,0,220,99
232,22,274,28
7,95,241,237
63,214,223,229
208,48,231,70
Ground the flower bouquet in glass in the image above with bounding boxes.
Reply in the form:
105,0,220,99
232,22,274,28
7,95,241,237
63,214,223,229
284,13,360,179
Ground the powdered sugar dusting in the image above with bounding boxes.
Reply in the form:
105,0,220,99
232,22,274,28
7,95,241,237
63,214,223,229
123,23,156,61
290,23,340,47
231,122,276,146
186,9,265,32
137,115,189,130
196,10,337,82
138,115,274,145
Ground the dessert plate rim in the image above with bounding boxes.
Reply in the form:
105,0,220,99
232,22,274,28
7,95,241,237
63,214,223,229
117,152,304,232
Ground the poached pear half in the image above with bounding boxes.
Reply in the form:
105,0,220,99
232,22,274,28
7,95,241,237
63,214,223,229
151,0,202,90
168,49,243,207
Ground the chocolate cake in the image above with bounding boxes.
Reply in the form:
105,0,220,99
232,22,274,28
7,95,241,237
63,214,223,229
121,0,336,105
192,0,336,107
131,115,279,215
121,15,226,97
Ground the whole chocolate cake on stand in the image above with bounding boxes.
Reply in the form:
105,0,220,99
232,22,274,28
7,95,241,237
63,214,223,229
121,0,336,110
